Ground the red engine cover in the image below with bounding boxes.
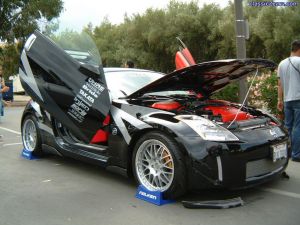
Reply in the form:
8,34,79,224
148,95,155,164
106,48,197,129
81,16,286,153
204,105,253,122
151,101,181,110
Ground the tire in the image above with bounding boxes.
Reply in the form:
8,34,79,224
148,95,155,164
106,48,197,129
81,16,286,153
21,114,43,156
132,131,186,199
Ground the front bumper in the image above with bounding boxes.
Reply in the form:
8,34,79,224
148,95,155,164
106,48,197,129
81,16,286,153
186,138,290,190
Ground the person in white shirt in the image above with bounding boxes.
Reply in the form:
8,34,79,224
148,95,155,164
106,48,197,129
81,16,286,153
278,40,300,162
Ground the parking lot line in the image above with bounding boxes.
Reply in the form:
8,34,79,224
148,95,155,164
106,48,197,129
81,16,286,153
261,188,300,199
0,126,21,135
3,143,23,147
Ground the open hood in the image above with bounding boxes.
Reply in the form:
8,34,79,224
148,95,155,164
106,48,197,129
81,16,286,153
127,59,276,99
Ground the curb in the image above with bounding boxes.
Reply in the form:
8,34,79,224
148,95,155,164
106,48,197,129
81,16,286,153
9,101,28,107
3,97,30,107
3,101,28,107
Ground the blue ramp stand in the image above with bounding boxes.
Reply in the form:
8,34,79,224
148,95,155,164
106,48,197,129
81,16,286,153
136,185,175,206
21,149,39,160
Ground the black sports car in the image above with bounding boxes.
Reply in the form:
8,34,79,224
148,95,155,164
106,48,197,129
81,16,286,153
19,31,289,199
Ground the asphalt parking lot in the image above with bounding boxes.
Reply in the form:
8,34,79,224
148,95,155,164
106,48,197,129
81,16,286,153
0,107,299,225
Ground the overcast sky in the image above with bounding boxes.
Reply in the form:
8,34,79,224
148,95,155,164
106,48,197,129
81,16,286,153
57,0,230,31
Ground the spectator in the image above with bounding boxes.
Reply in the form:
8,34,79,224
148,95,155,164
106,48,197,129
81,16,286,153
277,40,300,162
125,60,134,68
0,65,10,123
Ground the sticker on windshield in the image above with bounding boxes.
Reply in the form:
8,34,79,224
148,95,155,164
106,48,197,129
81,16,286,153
67,78,105,123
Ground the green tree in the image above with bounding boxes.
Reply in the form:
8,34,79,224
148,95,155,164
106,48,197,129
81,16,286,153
92,1,225,72
0,0,63,43
217,1,236,59
0,43,20,79
0,0,63,78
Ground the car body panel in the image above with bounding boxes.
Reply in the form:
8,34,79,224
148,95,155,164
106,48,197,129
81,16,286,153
127,59,276,99
21,76,289,192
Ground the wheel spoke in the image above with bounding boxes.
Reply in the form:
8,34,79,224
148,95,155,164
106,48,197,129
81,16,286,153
149,174,155,186
163,165,173,170
144,170,151,176
163,157,172,164
161,153,170,160
144,149,151,160
150,144,155,158
157,146,164,158
141,161,149,168
153,176,159,187
142,168,149,177
157,176,164,188
146,147,153,160
141,158,149,163
160,172,170,184
154,145,159,158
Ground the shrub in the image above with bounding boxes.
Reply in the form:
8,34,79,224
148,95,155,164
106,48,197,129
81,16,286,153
212,71,279,115
248,71,278,115
212,82,239,103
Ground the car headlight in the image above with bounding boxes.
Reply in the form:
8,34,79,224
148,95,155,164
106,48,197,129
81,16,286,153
175,115,239,141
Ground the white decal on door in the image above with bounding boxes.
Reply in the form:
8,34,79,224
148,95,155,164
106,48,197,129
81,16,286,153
67,78,105,123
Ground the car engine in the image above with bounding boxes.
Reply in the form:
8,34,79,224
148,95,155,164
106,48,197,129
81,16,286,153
148,98,276,126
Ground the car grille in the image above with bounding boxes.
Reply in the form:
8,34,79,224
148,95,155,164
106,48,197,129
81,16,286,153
246,158,287,181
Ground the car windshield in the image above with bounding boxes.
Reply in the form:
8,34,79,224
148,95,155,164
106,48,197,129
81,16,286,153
104,70,164,98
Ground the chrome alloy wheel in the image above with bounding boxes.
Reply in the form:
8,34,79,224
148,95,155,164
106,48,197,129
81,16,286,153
135,139,175,192
22,119,37,152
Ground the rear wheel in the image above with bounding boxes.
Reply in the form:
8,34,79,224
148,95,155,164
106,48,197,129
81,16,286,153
132,131,186,199
22,115,42,156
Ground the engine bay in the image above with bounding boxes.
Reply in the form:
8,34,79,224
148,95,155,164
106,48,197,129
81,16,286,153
133,96,277,127
150,99,253,123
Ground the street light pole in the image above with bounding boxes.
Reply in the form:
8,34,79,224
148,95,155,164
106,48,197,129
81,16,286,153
234,0,248,104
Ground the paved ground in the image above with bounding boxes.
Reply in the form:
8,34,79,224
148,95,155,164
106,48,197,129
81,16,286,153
0,107,299,225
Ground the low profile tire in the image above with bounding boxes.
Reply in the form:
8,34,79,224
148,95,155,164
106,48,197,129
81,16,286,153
21,114,43,156
132,131,186,199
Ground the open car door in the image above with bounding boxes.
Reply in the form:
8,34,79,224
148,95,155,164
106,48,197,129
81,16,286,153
19,31,110,143
175,37,196,70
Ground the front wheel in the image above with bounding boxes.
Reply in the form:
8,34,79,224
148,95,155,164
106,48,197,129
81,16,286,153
132,131,186,199
21,114,42,156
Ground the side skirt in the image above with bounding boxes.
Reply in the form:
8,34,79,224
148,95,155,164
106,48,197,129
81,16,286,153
54,136,109,167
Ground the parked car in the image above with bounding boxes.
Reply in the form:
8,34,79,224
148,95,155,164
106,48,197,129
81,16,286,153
19,31,289,199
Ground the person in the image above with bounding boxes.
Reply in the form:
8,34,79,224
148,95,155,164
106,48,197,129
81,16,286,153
124,60,134,68
0,65,9,122
277,40,300,162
